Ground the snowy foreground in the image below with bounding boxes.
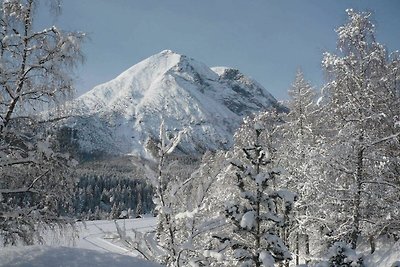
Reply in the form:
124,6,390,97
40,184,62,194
1,216,400,267
0,217,162,267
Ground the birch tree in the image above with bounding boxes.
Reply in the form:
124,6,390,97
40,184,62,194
0,0,84,245
320,9,400,249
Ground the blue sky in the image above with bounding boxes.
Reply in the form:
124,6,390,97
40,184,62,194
37,0,400,100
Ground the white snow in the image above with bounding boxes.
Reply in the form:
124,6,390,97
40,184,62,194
175,208,199,220
61,50,279,158
255,172,269,185
2,219,398,267
0,217,161,267
203,250,224,262
240,210,256,230
363,239,400,267
276,189,297,204
0,245,161,267
259,250,275,267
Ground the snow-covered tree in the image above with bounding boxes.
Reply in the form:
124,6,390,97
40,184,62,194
134,120,188,265
325,242,364,267
145,151,229,267
214,112,296,267
0,0,84,245
279,70,320,264
311,241,365,267
319,9,400,249
286,70,317,135
113,119,222,266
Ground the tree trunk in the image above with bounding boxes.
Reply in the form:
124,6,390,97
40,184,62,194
295,232,299,266
305,233,310,264
369,235,375,254
350,140,364,249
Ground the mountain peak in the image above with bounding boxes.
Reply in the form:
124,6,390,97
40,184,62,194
64,51,282,158
159,49,178,55
151,49,190,66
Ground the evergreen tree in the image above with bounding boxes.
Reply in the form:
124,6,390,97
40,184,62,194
215,112,295,267
278,70,322,264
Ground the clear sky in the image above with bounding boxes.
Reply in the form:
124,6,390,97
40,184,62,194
37,0,400,100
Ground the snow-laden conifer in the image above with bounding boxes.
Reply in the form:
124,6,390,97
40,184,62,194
214,112,296,267
278,70,320,264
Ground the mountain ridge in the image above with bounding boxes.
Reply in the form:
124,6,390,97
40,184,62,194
59,50,284,159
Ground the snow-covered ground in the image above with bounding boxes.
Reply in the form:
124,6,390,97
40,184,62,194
0,217,162,267
1,216,399,266
362,239,400,267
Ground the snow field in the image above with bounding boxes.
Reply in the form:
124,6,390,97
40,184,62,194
0,217,162,267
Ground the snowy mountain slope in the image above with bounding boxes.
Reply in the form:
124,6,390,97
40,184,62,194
61,50,283,158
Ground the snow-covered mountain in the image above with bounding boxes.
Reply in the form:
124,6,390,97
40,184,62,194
61,50,283,158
